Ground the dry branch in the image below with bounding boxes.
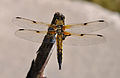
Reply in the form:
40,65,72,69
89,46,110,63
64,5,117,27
26,13,57,78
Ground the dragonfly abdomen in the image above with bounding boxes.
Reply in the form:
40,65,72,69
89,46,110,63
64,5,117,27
57,51,62,70
56,34,63,70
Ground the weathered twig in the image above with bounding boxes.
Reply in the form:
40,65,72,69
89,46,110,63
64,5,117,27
26,35,55,78
26,13,58,78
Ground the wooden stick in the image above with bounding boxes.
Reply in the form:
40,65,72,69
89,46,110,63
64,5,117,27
26,14,57,78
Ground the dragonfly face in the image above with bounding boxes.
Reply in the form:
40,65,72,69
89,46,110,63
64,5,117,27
54,12,65,31
13,12,108,70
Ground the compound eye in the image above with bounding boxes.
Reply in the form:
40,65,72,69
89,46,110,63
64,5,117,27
61,15,65,20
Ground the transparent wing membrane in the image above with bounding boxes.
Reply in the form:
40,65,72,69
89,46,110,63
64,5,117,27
15,29,47,43
12,17,50,31
65,20,108,34
13,16,107,46
63,33,105,46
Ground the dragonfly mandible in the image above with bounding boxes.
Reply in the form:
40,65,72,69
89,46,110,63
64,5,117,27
13,12,107,70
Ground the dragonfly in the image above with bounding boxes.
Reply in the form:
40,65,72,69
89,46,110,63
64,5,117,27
13,12,107,70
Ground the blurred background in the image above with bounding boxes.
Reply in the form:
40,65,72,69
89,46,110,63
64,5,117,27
0,0,120,78
86,0,120,13
72,0,120,13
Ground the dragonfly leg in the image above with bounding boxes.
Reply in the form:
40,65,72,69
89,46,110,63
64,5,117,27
62,34,71,40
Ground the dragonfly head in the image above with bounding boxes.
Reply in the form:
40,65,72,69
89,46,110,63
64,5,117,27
54,12,65,19
55,19,64,26
55,12,65,25
51,12,65,25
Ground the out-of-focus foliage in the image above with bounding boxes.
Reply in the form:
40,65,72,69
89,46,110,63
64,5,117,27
86,0,120,13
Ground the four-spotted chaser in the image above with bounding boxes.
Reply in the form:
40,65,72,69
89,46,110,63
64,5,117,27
13,12,107,70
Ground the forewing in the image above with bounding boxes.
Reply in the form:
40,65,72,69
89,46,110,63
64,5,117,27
65,20,108,34
15,29,47,43
63,33,105,46
13,17,50,31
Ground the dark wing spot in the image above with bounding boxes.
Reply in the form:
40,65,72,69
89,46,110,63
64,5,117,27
84,23,87,25
80,34,84,36
98,20,104,22
16,17,21,19
19,29,24,31
36,31,40,33
97,34,103,37
33,21,36,23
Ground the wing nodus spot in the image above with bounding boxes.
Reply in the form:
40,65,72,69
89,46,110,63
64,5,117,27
19,29,24,31
36,31,40,33
84,23,87,25
16,17,21,19
80,34,84,36
98,20,104,22
97,34,103,37
33,21,37,23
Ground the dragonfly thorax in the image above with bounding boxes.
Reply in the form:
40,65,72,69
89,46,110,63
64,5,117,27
56,25,64,33
56,25,63,29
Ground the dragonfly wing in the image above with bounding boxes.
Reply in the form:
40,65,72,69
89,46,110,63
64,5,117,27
63,33,105,46
65,20,108,34
15,29,47,43
13,17,50,31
